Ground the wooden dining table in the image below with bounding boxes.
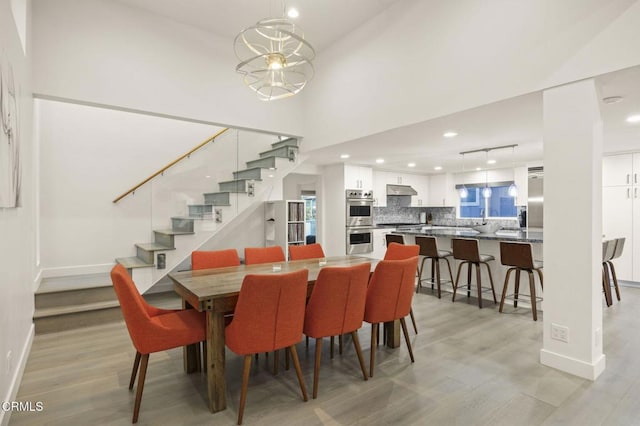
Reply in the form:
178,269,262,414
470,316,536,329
169,254,393,413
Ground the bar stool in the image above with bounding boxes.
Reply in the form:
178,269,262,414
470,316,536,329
604,238,624,303
498,242,544,321
601,240,616,307
451,238,497,308
415,236,454,298
385,233,405,246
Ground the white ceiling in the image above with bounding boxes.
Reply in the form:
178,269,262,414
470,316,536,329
305,65,640,174
114,0,400,51
113,0,640,175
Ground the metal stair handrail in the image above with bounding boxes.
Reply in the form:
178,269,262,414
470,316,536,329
112,128,230,203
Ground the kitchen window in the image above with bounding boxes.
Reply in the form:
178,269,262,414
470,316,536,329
459,184,517,218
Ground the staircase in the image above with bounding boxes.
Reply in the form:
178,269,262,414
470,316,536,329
33,137,301,334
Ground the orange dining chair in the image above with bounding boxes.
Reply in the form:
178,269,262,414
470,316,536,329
384,242,420,334
244,246,286,265
110,264,206,423
289,243,325,260
364,256,420,377
192,248,240,270
225,269,309,425
304,263,370,398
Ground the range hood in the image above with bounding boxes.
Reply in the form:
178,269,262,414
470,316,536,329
386,184,417,196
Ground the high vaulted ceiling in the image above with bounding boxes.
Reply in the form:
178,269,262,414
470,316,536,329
114,0,401,51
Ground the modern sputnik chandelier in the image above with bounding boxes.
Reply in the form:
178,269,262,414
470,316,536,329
234,9,315,101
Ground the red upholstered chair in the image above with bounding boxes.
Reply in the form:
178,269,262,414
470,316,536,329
192,249,240,270
304,263,370,398
244,246,286,265
384,242,420,334
110,264,205,423
289,243,325,260
364,256,419,377
225,269,309,424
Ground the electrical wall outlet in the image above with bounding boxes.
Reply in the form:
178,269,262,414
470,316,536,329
551,323,569,343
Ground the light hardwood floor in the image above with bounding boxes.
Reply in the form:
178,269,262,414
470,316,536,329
10,285,640,425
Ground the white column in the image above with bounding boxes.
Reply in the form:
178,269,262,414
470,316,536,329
541,79,604,380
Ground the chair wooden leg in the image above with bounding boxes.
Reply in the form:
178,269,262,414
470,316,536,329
452,262,464,302
417,257,427,293
514,269,521,308
238,354,252,425
306,335,309,349
431,258,436,290
339,334,344,355
409,308,418,334
370,323,379,377
399,318,415,363
528,270,538,321
351,331,368,381
466,262,472,297
330,336,335,359
475,263,483,309
201,341,207,372
312,338,322,399
444,257,454,287
608,261,621,301
289,345,308,402
499,268,513,313
132,353,149,424
435,259,442,299
273,350,279,375
129,351,141,390
285,347,290,371
602,263,613,307
536,268,544,290
485,262,497,303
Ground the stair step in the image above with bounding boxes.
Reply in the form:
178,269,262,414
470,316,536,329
33,300,123,334
35,284,116,310
136,243,173,264
218,179,249,193
153,229,194,248
171,217,195,233
188,204,213,218
233,167,264,181
259,145,298,160
135,242,174,252
246,156,277,170
116,256,154,269
271,137,298,149
203,192,231,206
37,273,112,294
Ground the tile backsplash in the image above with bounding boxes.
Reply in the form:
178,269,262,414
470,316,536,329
374,199,525,230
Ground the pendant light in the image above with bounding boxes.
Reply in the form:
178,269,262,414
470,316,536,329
508,146,518,197
482,151,492,198
459,153,469,199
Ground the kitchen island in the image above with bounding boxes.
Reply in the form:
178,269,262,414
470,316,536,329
390,226,543,308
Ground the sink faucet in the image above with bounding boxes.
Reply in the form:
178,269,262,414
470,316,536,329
480,208,486,221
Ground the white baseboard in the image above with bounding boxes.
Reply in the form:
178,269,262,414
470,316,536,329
540,348,606,380
0,324,35,426
41,263,114,278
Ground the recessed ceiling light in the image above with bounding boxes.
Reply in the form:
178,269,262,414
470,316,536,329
205,175,211,178
602,96,623,104
340,154,350,159
376,158,385,164
268,174,274,178
627,114,640,123
408,162,416,167
434,166,442,171
476,167,482,171
287,8,299,18
443,131,458,138
487,159,496,165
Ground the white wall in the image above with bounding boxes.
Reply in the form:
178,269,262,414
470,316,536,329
301,0,640,151
37,99,223,274
31,0,304,137
0,0,35,423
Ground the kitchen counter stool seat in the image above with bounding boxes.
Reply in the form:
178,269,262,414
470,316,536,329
498,242,544,321
451,238,497,309
415,235,454,299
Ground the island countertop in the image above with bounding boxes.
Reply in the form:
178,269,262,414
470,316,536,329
393,226,543,243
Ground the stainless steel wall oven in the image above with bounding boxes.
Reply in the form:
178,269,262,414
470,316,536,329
345,189,374,254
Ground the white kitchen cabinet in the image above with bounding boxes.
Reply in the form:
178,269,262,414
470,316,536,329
428,173,454,207
385,172,429,206
602,186,633,280
603,154,634,186
345,165,372,190
372,170,388,207
369,228,392,260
